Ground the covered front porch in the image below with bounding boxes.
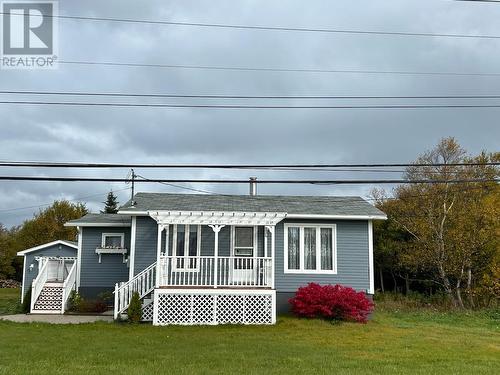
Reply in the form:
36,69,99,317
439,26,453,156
151,210,286,290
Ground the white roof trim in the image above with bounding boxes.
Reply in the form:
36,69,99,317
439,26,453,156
286,214,387,220
64,222,131,227
149,210,287,226
17,240,78,256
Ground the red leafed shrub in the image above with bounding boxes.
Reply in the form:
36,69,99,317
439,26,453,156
289,283,374,323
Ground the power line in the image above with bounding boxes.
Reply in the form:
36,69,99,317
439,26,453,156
135,173,217,195
6,90,500,100
0,161,496,169
0,176,497,184
2,11,500,40
4,100,500,109
58,60,500,78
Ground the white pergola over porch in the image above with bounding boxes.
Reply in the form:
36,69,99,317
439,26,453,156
148,210,287,289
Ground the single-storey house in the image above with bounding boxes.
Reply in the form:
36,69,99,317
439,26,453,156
18,190,386,325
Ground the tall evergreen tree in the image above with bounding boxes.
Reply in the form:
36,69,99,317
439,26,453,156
102,191,119,214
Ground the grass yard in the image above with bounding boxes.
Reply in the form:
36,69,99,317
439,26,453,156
0,288,498,375
0,288,20,315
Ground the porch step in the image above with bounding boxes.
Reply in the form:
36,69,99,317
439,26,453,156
33,285,63,312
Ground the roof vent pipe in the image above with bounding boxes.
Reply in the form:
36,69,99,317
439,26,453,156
249,177,257,196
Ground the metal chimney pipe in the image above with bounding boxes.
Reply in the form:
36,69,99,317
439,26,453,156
249,177,257,196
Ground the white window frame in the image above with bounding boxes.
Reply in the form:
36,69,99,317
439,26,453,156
231,225,257,258
101,233,125,249
172,224,202,271
284,223,337,274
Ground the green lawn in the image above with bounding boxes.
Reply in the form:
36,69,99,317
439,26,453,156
0,288,498,375
0,288,20,315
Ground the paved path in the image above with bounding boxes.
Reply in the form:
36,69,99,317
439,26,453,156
0,314,113,324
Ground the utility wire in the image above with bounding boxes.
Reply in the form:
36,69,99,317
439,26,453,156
4,100,500,109
0,176,497,184
6,90,500,100
58,60,500,78
135,173,217,195
2,11,500,40
0,161,496,168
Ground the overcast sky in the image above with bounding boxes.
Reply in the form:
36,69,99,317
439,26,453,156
0,0,499,227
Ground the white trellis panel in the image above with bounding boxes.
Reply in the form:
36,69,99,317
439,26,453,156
141,300,154,322
153,289,275,326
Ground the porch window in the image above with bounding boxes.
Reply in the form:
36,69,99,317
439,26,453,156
101,233,124,249
173,224,201,270
284,224,336,274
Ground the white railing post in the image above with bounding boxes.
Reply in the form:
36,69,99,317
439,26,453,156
114,283,119,319
209,225,225,289
156,225,163,288
266,225,276,290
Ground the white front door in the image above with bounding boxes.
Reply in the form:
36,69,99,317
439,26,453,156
231,226,256,284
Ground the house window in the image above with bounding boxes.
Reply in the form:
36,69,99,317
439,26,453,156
101,233,125,249
173,224,201,270
232,226,255,257
284,224,336,274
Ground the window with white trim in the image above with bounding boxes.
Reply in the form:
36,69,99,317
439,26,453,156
284,224,336,274
173,224,201,270
232,226,255,257
101,233,125,249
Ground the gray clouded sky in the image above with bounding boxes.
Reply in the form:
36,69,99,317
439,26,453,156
0,0,499,226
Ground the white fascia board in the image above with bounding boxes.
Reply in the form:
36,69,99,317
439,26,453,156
286,214,387,220
64,222,131,227
117,210,149,216
16,240,78,256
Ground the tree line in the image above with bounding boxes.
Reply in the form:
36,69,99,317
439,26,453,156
373,138,499,308
0,191,119,280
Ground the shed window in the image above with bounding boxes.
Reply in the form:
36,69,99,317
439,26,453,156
284,224,337,274
101,233,125,248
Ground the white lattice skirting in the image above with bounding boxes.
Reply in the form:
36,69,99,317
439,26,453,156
153,289,276,326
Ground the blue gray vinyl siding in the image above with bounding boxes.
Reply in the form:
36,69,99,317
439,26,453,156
80,227,130,290
133,216,158,276
275,219,370,293
21,244,77,300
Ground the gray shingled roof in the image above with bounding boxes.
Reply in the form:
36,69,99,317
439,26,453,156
66,213,131,225
120,193,386,217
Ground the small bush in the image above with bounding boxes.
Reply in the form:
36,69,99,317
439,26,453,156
67,290,82,311
127,292,142,323
75,299,108,313
289,283,374,323
21,287,31,313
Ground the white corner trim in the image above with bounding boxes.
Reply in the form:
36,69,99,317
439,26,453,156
368,220,374,295
20,256,26,303
129,216,137,280
76,227,83,290
16,239,78,256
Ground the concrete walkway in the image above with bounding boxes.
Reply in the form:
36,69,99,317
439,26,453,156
0,314,113,324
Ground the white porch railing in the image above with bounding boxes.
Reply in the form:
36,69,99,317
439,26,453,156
158,256,273,288
61,262,77,314
114,262,156,319
30,259,50,313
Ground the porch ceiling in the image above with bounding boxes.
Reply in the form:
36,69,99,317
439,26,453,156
148,210,287,226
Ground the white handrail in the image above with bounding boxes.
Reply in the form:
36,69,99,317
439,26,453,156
61,262,77,314
114,262,156,319
158,256,273,288
31,259,50,313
